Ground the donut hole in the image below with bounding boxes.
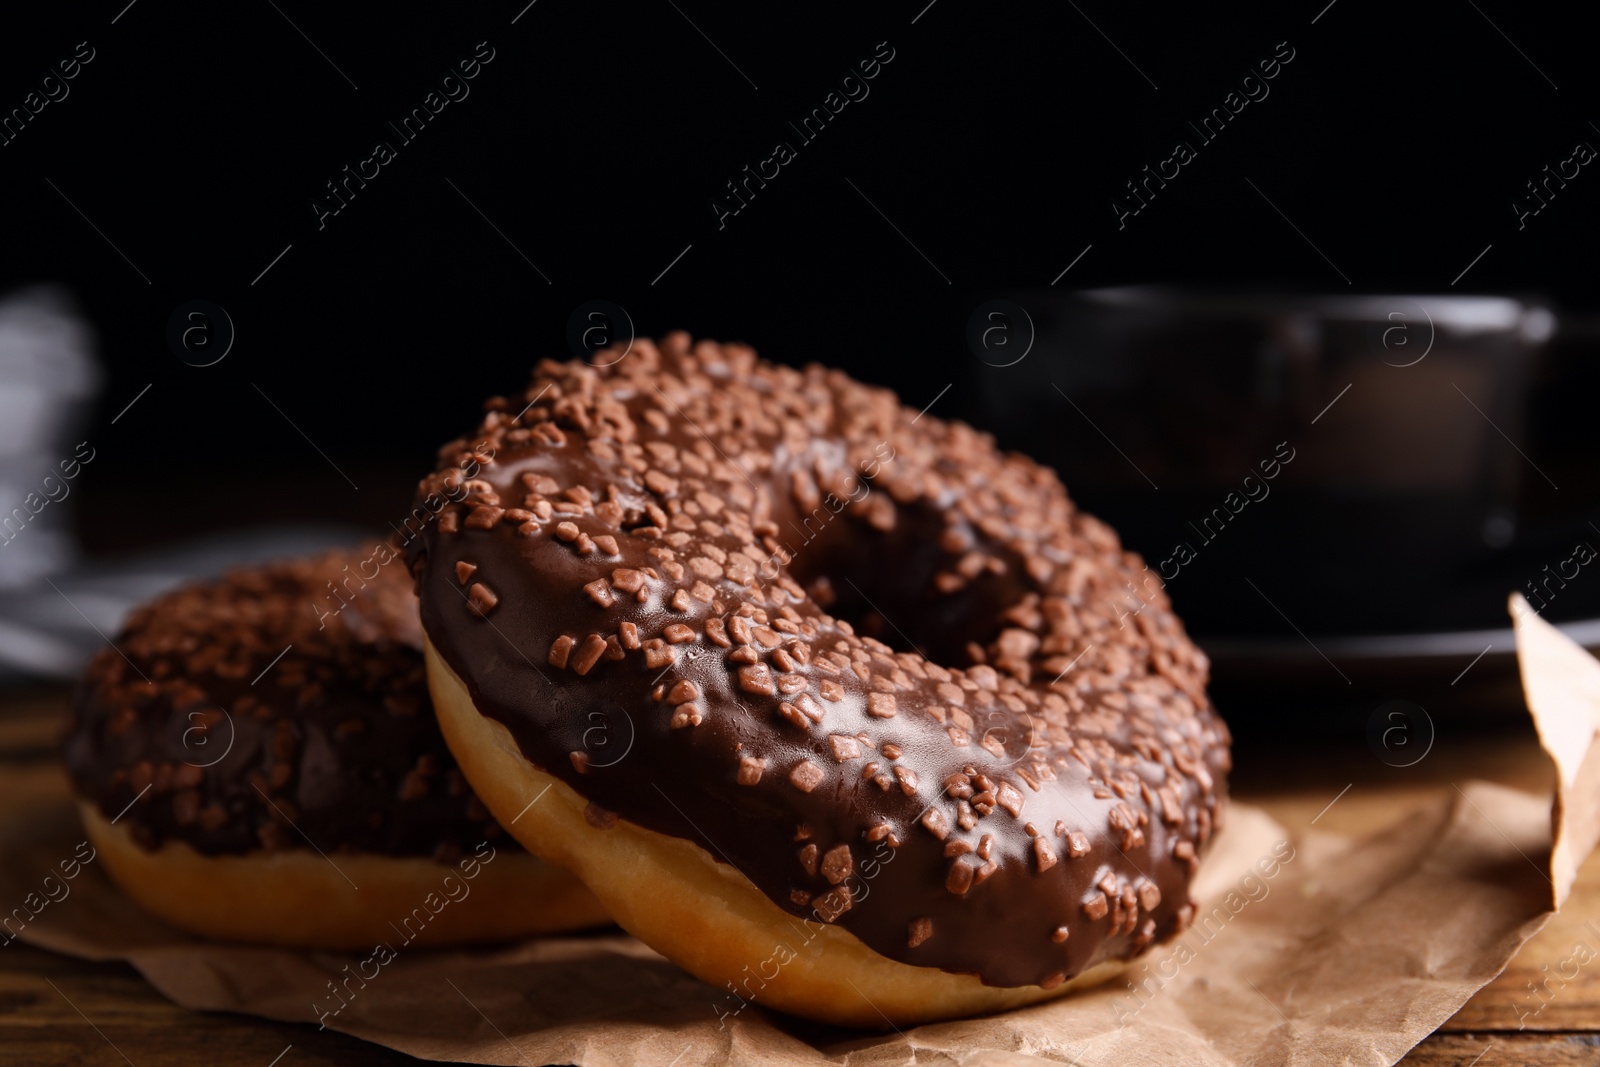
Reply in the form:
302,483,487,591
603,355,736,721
781,496,1026,669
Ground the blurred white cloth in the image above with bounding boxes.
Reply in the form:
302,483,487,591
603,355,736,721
0,286,369,682
0,285,100,589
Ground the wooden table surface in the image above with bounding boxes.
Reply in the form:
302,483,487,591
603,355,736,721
6,687,1600,1066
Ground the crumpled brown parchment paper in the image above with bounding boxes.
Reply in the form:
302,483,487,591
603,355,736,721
5,592,1595,1066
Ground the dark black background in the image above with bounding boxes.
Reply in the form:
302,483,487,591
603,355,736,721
2,0,1596,657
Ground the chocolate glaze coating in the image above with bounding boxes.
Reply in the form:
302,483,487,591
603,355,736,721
64,551,514,861
407,333,1230,988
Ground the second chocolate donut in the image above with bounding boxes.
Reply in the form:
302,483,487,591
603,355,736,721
64,550,609,949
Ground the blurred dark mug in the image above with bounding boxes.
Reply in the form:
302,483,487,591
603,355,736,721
974,287,1592,648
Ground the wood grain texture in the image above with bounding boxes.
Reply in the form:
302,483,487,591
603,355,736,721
1398,1033,1600,1066
0,943,408,1067
4,688,1597,1065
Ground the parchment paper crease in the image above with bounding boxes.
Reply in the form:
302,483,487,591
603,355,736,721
6,593,1596,1066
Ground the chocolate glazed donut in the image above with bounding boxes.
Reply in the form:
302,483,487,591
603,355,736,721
63,551,608,948
410,333,1230,1026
